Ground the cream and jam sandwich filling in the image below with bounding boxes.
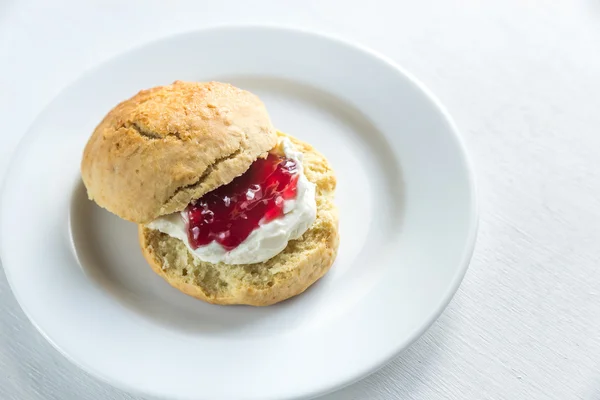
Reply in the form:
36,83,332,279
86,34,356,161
147,138,317,265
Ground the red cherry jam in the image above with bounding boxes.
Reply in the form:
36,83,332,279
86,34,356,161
185,153,299,251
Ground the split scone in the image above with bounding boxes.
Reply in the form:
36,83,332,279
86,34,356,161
81,81,339,306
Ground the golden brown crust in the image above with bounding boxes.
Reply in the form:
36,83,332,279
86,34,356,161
81,81,278,223
139,133,339,306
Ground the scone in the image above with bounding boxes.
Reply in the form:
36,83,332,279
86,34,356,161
81,81,339,306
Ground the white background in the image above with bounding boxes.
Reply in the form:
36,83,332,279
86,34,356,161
1,1,599,399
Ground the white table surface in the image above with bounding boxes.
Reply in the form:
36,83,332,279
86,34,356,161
1,1,600,399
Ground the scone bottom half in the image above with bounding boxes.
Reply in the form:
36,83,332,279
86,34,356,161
139,132,339,306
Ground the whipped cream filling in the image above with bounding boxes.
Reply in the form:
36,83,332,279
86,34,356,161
147,138,317,265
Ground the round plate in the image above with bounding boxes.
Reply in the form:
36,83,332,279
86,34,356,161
0,26,477,400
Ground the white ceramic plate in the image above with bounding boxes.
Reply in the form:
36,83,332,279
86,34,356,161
0,26,477,400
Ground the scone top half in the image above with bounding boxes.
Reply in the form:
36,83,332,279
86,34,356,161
81,81,278,224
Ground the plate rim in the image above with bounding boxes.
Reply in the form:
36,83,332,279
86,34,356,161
0,24,479,400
